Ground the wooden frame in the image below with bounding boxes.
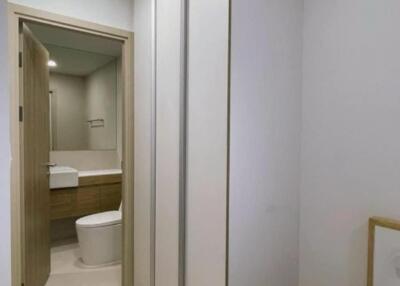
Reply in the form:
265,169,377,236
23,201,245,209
8,4,134,286
368,217,400,286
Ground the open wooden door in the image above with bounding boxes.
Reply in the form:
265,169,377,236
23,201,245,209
21,23,51,286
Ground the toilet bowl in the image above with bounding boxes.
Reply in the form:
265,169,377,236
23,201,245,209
76,210,122,266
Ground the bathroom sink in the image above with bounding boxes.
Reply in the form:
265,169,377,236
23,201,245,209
49,166,79,189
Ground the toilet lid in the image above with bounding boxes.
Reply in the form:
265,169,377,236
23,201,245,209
76,211,122,228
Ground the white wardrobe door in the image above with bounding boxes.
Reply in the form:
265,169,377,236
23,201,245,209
155,0,184,285
186,0,230,285
133,0,154,284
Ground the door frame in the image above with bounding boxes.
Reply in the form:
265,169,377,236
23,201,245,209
8,4,134,286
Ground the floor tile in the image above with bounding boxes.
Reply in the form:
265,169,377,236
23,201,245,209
46,242,121,286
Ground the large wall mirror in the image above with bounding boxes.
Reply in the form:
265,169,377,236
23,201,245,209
29,23,121,151
49,47,118,151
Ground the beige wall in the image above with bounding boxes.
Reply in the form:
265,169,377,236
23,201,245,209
86,60,118,150
50,150,120,171
50,73,88,150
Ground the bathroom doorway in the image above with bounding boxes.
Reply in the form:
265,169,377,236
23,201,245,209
9,4,134,286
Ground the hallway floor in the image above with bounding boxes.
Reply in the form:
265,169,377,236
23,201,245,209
46,241,121,286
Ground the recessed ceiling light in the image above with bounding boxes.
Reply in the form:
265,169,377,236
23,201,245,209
48,60,57,67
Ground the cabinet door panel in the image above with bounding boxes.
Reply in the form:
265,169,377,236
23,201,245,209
50,189,76,220
75,186,101,216
100,183,122,211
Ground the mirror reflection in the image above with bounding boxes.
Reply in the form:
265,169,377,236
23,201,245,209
48,44,119,151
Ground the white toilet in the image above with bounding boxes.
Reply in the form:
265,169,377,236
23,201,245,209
76,205,122,266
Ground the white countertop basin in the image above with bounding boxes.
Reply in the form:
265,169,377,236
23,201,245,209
50,166,79,189
78,169,122,177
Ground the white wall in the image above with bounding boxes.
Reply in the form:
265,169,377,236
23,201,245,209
186,1,230,285
86,61,117,150
229,0,303,285
132,0,154,285
50,150,120,171
8,0,133,31
50,74,88,150
300,1,400,286
0,0,11,285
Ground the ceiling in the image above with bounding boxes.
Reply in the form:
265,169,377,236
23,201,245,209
27,22,122,76
45,44,116,76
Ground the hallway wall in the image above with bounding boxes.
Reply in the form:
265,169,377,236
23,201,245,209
8,0,133,30
229,0,303,285
0,0,11,285
300,1,400,285
132,0,154,284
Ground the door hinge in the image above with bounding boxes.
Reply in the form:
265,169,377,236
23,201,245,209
19,106,23,122
19,52,22,68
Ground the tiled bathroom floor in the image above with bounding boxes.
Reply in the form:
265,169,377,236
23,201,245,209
46,241,121,286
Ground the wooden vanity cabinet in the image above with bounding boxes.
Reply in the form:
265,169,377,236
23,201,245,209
50,174,122,220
